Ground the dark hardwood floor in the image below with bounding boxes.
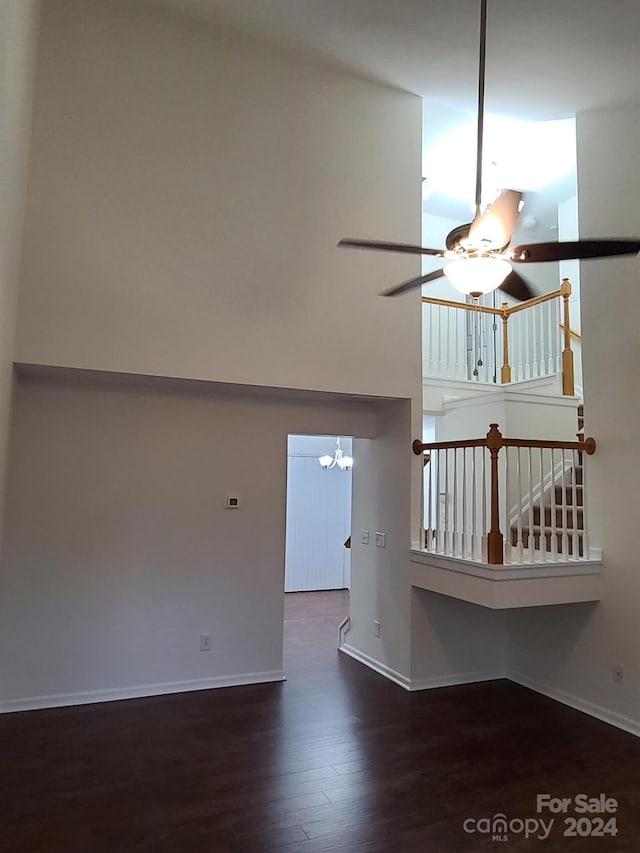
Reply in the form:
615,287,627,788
1,590,639,852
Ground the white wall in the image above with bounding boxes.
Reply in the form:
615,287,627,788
285,434,352,592
0,0,38,545
410,590,505,687
346,401,415,683
0,372,377,709
506,104,640,734
0,0,429,709
15,0,422,401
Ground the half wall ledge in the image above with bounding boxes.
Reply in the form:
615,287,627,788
410,549,602,609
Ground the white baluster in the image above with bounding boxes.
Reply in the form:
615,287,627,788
482,445,487,561
580,446,588,559
539,447,547,561
571,448,580,559
462,447,468,558
527,447,535,561
444,448,450,554
427,447,433,551
549,448,558,560
504,445,511,564
516,447,523,563
560,449,569,559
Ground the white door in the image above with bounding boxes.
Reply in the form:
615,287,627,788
284,453,351,592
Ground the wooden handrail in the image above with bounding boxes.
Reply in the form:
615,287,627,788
421,277,576,396
502,436,596,454
413,437,487,453
560,323,582,341
414,432,596,456
421,294,504,315
415,422,596,565
421,284,564,319
504,286,563,315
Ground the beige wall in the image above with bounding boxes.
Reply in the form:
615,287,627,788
348,401,414,681
0,0,38,545
0,0,429,709
15,0,422,401
506,104,640,734
0,372,379,709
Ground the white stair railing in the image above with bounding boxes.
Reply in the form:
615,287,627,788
417,423,596,565
422,278,578,395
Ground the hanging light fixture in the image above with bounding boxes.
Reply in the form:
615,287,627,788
318,438,353,471
443,255,512,297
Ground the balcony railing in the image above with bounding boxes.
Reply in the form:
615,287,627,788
422,278,577,395
413,424,597,565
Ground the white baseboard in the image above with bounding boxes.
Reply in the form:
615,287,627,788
410,670,504,691
0,670,286,714
509,672,640,738
339,644,412,690
340,644,503,693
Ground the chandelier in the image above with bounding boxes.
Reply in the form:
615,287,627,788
318,438,353,471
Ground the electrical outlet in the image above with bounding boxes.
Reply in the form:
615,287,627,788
375,532,386,548
373,620,381,638
361,530,369,545
200,634,212,652
613,664,624,684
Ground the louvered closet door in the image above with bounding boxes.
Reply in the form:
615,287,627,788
284,456,351,592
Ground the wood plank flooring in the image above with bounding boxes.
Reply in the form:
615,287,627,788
1,590,640,851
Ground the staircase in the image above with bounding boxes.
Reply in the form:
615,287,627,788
510,404,585,557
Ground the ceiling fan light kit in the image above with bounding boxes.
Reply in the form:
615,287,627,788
444,256,512,297
338,0,640,301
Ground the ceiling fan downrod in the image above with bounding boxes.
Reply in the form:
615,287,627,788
475,0,488,220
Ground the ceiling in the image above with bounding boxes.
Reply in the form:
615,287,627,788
150,0,640,242
152,0,640,119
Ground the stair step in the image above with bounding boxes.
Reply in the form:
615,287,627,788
510,526,584,557
554,484,583,506
532,505,583,528
566,465,583,485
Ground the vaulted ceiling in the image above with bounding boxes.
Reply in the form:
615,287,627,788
149,0,640,240
151,0,640,119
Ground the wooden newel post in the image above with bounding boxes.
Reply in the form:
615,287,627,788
486,423,504,565
561,278,575,396
500,303,511,384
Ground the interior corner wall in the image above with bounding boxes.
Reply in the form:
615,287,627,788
410,590,506,688
346,400,416,684
15,0,422,402
504,104,640,735
0,0,39,546
0,373,377,710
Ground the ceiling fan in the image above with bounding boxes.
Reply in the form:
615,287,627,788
338,0,640,302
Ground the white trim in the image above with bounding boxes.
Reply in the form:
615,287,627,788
509,672,640,738
410,548,602,580
410,670,504,691
0,671,286,714
443,387,579,412
339,644,411,690
338,616,351,648
340,644,503,693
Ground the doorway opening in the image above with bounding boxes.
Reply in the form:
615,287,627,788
285,434,352,593
283,434,353,675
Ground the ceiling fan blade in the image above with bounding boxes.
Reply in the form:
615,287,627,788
510,239,640,263
380,268,445,297
499,269,535,302
338,238,443,257
469,189,523,249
